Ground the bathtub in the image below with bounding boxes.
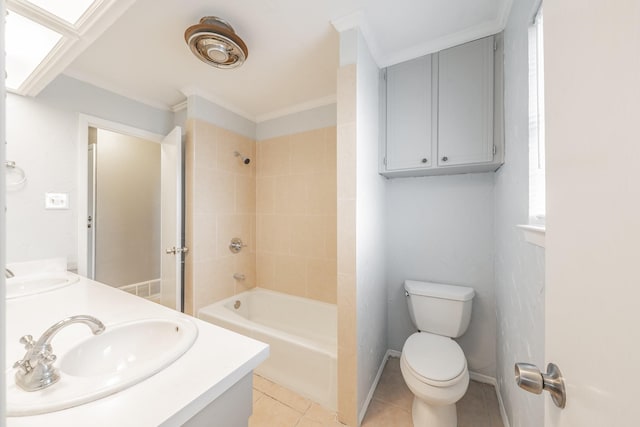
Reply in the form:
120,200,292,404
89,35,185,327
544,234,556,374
198,288,337,410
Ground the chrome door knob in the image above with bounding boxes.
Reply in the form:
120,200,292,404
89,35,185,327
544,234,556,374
515,362,566,408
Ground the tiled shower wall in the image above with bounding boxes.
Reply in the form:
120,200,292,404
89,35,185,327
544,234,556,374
256,127,337,304
185,118,338,314
185,118,257,315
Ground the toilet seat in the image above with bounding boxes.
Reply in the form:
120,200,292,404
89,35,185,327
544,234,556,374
402,332,467,387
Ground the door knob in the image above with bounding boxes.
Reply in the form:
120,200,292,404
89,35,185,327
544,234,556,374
515,362,566,408
166,246,189,255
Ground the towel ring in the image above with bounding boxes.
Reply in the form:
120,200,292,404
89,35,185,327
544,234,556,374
5,160,27,187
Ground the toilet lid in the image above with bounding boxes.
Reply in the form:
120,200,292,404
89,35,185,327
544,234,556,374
402,332,466,384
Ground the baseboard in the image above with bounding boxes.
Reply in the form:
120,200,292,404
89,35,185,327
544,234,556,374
358,349,397,426
469,371,497,386
469,371,511,427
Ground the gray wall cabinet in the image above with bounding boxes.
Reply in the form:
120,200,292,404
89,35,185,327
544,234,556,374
381,35,504,177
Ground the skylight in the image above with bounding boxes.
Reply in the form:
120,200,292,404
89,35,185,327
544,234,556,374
4,0,103,93
5,10,62,91
26,0,96,25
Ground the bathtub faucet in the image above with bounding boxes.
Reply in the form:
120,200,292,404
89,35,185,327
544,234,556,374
13,315,106,391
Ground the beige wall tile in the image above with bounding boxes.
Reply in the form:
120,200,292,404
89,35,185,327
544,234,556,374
192,213,217,263
324,127,337,172
274,175,307,216
337,200,356,276
256,253,277,289
256,176,276,214
307,172,337,216
186,119,257,311
290,215,326,258
258,135,290,177
256,125,337,304
274,255,307,297
307,258,337,304
337,123,357,201
236,174,256,214
337,65,357,124
257,214,291,254
290,128,326,175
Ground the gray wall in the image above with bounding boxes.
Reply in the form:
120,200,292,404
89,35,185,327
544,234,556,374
354,30,388,421
6,94,78,265
494,0,545,426
385,173,496,377
95,129,161,287
6,76,176,268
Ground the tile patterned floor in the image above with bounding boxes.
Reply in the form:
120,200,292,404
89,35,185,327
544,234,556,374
249,357,504,427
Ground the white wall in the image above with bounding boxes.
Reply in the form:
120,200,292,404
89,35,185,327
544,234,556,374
6,76,175,269
386,173,496,377
6,95,78,265
494,0,545,425
353,30,388,420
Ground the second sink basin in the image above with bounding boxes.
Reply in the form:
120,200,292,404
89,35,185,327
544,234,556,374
7,317,198,416
6,272,79,299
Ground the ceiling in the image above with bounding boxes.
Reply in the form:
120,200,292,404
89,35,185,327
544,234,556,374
59,0,511,121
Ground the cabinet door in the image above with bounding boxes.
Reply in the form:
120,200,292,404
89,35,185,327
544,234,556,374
438,36,494,166
385,55,432,170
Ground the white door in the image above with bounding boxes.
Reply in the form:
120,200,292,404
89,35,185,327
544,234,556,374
160,126,184,311
543,1,640,425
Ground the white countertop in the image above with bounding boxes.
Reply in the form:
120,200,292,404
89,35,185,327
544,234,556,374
5,274,269,426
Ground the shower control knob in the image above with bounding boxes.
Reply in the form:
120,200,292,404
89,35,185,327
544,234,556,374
229,237,247,254
421,158,428,163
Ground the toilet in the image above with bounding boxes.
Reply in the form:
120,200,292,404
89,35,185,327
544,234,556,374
400,280,475,427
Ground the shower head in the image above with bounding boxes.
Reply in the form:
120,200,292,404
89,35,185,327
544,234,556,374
234,151,251,165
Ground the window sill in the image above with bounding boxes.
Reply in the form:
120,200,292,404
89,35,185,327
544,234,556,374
517,224,546,248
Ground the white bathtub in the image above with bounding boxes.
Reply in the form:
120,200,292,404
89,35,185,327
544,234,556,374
198,288,337,410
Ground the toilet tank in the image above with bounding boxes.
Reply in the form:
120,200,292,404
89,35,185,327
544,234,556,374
404,280,474,338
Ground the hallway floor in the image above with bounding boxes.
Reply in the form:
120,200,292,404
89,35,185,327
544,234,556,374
249,357,504,427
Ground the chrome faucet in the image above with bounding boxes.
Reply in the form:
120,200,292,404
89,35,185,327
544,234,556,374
13,315,105,391
5,268,15,278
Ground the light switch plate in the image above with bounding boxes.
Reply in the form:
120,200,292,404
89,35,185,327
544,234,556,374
45,193,69,210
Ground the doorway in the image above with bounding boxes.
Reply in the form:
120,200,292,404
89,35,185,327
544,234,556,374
78,116,184,311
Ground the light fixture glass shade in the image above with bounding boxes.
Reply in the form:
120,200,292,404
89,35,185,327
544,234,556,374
5,10,62,91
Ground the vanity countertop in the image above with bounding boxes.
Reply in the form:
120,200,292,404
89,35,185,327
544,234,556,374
5,274,269,426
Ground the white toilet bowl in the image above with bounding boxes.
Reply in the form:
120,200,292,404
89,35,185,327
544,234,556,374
400,332,469,427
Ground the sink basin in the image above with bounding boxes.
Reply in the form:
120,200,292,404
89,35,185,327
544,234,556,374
6,317,198,416
6,271,79,299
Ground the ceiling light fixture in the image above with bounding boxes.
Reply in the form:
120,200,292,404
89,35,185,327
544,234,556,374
184,16,248,69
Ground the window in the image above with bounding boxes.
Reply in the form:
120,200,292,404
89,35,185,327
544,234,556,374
528,6,545,225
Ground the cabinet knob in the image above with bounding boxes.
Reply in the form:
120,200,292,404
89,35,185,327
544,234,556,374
441,156,448,162
421,158,428,164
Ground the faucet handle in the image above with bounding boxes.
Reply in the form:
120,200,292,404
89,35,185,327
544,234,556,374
13,359,29,372
19,335,35,350
38,351,57,366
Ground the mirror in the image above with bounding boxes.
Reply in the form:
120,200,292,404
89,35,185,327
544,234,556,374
6,78,181,309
